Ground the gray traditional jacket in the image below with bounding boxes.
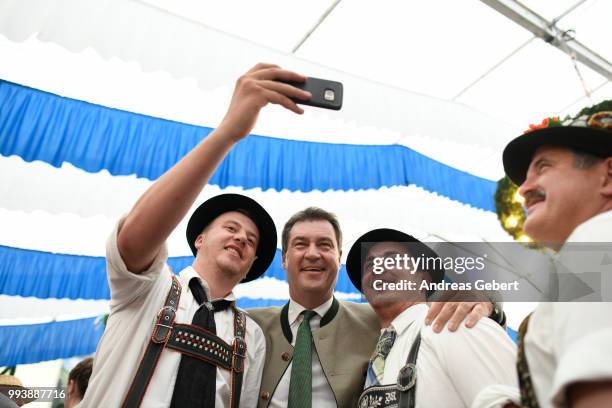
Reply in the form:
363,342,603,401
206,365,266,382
248,299,380,408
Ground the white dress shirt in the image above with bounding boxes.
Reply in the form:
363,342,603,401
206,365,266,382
79,220,266,408
374,303,517,408
524,210,612,407
268,297,337,408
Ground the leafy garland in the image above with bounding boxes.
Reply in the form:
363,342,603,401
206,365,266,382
494,176,530,242
575,99,612,117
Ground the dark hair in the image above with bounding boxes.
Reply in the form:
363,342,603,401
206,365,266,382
68,357,93,398
201,208,253,234
571,149,604,169
234,208,253,220
281,207,342,254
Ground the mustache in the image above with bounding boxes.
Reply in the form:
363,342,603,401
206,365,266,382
523,189,546,208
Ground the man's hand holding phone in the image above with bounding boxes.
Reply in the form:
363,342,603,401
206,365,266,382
281,77,343,110
218,63,344,143
218,63,312,142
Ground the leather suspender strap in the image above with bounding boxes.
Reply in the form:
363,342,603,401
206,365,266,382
398,330,421,408
122,275,182,408
517,313,540,408
229,306,247,408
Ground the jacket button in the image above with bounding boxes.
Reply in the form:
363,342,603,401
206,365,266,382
281,352,291,361
261,391,271,400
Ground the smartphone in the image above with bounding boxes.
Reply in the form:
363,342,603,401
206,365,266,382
283,77,343,110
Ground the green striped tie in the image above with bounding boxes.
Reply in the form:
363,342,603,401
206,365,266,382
288,310,317,408
370,326,396,384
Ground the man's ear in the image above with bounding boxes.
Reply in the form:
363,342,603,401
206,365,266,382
602,157,612,197
194,234,205,251
281,252,287,271
67,379,76,397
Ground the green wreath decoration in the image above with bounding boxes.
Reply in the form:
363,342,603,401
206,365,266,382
494,175,531,242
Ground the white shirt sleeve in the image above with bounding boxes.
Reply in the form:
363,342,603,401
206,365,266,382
550,303,612,406
426,319,518,407
471,384,520,408
239,316,266,407
105,217,169,311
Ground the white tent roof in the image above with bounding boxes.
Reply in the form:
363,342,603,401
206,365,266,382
141,0,612,127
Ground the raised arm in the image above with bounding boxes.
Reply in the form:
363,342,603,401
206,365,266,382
117,64,311,273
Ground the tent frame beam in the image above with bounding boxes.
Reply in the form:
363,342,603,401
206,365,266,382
292,0,342,53
480,0,612,80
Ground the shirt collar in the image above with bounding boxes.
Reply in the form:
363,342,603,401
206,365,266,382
387,303,428,335
288,296,334,325
178,266,236,302
563,209,612,245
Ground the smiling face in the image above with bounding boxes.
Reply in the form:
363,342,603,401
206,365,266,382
194,211,259,281
519,145,608,247
282,220,341,307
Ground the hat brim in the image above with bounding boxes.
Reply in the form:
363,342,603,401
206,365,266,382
186,194,277,283
345,228,444,292
503,126,612,185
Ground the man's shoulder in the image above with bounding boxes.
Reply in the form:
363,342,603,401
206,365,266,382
569,210,612,241
421,315,514,350
246,305,283,328
339,299,375,314
337,300,379,329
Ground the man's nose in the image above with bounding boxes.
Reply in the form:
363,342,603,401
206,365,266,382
518,179,532,200
304,243,320,259
233,230,247,246
518,171,537,200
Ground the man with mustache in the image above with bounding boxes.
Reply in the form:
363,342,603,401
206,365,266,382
80,63,312,407
248,208,505,408
500,102,612,407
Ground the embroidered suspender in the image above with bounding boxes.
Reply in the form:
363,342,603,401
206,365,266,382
398,331,420,408
122,276,182,408
230,307,247,408
517,313,540,408
122,275,247,408
358,331,422,408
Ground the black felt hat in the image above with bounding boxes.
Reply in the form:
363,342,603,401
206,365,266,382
186,194,277,282
503,111,612,185
345,228,444,292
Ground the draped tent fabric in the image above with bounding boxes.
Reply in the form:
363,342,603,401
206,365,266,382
0,317,106,366
0,0,532,366
0,34,506,180
0,80,497,210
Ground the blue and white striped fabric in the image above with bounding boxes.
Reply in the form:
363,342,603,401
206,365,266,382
0,0,518,366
